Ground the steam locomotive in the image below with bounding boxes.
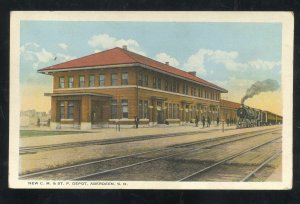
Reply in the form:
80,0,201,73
236,105,282,128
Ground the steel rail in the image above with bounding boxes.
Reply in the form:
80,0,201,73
20,128,280,180
177,137,281,181
74,135,281,181
240,151,282,182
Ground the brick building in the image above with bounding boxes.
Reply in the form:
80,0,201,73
38,46,227,129
220,99,241,125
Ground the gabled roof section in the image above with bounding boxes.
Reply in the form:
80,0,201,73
38,47,227,92
38,48,136,71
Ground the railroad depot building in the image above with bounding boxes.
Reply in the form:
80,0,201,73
38,46,228,129
220,99,240,125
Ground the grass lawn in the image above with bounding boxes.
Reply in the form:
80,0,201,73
20,130,89,137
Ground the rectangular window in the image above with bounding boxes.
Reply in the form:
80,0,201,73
67,101,74,119
99,74,105,86
143,101,148,118
177,104,180,118
59,101,64,119
144,75,148,86
111,100,117,119
183,84,186,94
176,82,179,93
139,100,143,119
158,78,161,89
173,104,176,119
138,73,143,86
68,77,74,88
79,76,85,87
169,81,172,92
169,104,173,119
186,85,189,95
122,73,128,85
59,77,65,88
153,76,156,88
172,82,176,92
122,99,128,118
165,103,168,119
89,75,95,87
165,81,168,91
111,73,117,86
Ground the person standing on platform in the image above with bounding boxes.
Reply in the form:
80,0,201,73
207,116,211,127
37,118,40,127
217,117,219,126
202,116,205,128
195,115,199,127
135,116,139,129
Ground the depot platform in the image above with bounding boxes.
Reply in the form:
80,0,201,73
19,125,281,149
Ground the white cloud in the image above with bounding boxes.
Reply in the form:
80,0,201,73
20,42,40,52
183,49,209,75
20,42,76,70
58,43,68,50
183,48,280,75
211,77,256,103
88,33,146,55
94,49,102,53
35,49,54,63
154,52,180,67
56,53,76,62
247,59,281,70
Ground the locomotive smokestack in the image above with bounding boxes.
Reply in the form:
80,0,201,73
241,79,279,104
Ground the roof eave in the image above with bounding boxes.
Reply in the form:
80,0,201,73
38,62,228,93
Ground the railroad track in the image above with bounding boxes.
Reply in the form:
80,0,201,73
19,127,279,155
20,128,281,180
241,150,281,182
178,138,281,181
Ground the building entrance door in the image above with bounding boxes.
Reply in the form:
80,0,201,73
91,101,103,125
157,101,164,124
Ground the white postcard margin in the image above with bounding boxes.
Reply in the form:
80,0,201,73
9,11,294,189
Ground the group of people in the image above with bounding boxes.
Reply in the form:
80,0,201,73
195,116,219,128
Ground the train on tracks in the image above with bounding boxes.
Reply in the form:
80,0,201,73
236,105,282,128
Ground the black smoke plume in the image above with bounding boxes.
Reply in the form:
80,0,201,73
241,79,279,104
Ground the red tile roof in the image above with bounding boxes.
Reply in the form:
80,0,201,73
220,99,241,109
38,47,227,92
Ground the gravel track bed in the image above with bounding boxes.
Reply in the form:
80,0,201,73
77,131,281,181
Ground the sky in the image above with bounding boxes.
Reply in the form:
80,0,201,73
20,21,282,115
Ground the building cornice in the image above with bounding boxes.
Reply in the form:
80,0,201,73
139,86,220,103
54,85,220,103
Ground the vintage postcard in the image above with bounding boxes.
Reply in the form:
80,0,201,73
9,11,293,189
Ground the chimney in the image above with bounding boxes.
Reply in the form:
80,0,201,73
165,62,169,65
122,45,127,50
188,71,196,76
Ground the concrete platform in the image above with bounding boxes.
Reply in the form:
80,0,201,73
20,125,281,148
